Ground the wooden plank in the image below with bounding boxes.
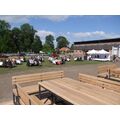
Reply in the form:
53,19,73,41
51,78,120,104
13,73,63,83
22,85,45,94
50,79,109,104
110,68,120,81
38,79,116,104
16,84,44,105
19,99,25,105
12,71,64,80
97,64,117,77
12,71,64,104
12,71,64,84
30,95,52,105
16,84,30,105
79,73,120,92
30,95,43,105
53,78,120,103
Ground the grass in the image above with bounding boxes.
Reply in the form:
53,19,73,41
0,60,110,74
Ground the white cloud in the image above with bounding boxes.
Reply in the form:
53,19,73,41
36,15,70,22
72,31,106,38
36,30,55,42
103,32,120,38
0,15,70,24
66,32,71,35
0,15,30,23
63,31,120,43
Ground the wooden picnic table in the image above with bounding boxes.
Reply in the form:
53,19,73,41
38,77,120,105
110,68,120,73
110,68,120,81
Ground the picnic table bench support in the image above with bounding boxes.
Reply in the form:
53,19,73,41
39,84,41,99
108,69,110,79
51,93,56,105
38,84,55,105
13,93,16,104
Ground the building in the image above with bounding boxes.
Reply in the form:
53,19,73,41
73,38,120,56
112,46,120,57
59,47,70,52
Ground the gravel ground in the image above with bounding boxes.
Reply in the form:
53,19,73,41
0,62,119,104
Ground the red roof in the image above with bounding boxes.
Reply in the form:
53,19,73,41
59,47,70,52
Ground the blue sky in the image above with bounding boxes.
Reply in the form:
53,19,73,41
0,15,120,45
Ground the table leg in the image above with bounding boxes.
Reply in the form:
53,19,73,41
107,69,110,79
51,93,56,105
39,84,41,99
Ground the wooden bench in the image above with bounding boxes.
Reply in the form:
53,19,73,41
109,68,120,81
79,73,120,93
97,64,117,78
15,83,43,105
12,71,64,104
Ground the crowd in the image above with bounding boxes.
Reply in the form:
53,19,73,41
0,56,25,68
27,55,44,66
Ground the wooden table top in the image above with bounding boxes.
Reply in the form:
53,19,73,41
111,68,120,72
38,78,120,105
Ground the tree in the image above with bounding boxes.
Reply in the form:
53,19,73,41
42,43,51,53
45,34,55,50
43,34,55,53
11,27,22,53
0,20,11,53
20,23,36,52
31,35,43,53
56,36,69,49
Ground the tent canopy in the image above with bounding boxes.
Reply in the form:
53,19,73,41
98,49,109,54
87,49,98,54
87,49,109,55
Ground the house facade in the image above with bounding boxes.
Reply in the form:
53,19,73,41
73,38,120,57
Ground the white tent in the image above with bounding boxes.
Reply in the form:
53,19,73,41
98,49,109,54
87,49,110,61
87,49,98,54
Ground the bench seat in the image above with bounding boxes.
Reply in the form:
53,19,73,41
97,64,117,78
79,73,120,93
97,72,108,78
12,71,64,105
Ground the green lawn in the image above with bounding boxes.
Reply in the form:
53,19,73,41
0,60,109,74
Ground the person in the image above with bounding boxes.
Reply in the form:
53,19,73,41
7,59,13,68
89,56,91,60
113,55,116,62
61,57,65,64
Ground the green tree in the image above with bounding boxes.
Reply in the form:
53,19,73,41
11,27,22,53
0,20,11,53
43,34,55,53
45,34,55,49
56,36,69,49
20,23,36,52
42,43,51,53
31,35,43,53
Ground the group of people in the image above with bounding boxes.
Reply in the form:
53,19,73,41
74,56,83,61
112,55,120,62
0,55,45,68
27,55,44,66
0,56,25,68
48,56,71,65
